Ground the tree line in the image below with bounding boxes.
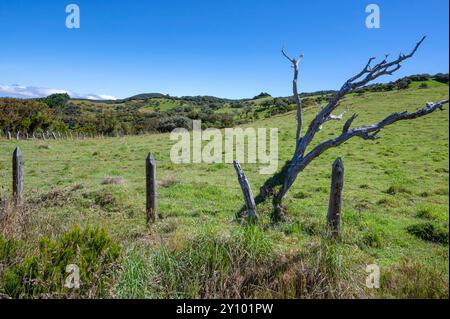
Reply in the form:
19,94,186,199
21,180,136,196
0,73,447,137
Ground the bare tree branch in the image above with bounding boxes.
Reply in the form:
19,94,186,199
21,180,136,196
282,48,304,148
295,36,427,159
303,99,448,180
317,103,349,130
324,107,348,123
342,113,358,133
274,99,448,208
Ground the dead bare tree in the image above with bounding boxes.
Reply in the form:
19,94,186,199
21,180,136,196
235,37,449,222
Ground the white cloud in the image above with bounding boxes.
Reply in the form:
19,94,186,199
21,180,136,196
0,84,118,100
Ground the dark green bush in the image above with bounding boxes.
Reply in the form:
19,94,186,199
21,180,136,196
406,222,449,244
1,226,120,298
407,74,430,82
433,73,449,84
157,116,193,132
395,78,411,90
42,93,71,108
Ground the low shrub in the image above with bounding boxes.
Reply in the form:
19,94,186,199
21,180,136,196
1,226,120,298
406,222,449,244
0,235,19,267
386,184,411,195
157,116,192,132
416,204,444,221
360,231,383,248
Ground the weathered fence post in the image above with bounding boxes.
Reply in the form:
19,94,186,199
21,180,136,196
327,157,344,239
12,147,24,206
7,131,12,140
233,160,258,221
146,153,157,224
16,131,20,140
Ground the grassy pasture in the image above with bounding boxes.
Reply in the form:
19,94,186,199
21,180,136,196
0,84,448,298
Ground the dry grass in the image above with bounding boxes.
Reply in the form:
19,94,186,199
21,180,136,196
0,200,34,241
381,258,449,299
101,176,126,185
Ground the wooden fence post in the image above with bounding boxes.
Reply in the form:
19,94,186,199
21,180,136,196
146,153,157,224
327,157,344,239
12,147,24,206
7,131,11,140
233,160,258,221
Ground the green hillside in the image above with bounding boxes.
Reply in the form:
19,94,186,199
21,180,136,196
0,83,448,298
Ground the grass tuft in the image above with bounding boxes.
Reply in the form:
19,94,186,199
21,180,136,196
101,176,126,185
406,222,449,244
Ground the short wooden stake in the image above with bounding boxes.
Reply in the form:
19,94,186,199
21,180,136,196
146,153,157,224
327,157,344,239
12,147,24,206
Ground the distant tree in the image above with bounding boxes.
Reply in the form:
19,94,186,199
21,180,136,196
243,105,252,116
396,78,411,90
433,73,449,84
253,92,272,99
157,116,193,132
408,74,431,82
43,93,71,108
0,98,54,132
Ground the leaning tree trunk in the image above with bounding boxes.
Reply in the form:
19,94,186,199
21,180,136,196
233,160,258,221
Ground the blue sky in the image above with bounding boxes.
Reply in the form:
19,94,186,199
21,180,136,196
0,0,448,99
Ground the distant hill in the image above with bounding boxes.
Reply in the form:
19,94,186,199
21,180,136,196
125,93,169,101
0,73,448,137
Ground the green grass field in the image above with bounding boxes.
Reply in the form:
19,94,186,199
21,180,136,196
0,84,448,298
